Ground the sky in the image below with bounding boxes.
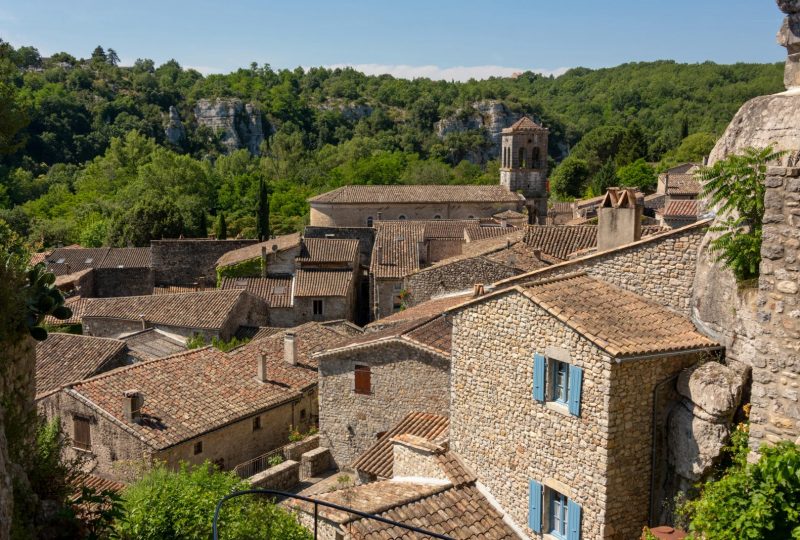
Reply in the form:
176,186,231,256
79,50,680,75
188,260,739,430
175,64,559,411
0,0,787,81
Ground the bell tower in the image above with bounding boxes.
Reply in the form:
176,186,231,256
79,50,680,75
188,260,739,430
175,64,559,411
499,117,549,224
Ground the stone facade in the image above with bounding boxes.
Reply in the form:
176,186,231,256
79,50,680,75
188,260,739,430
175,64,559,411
404,257,521,307
499,118,549,224
318,341,450,468
251,460,301,490
450,291,706,540
372,278,403,320
750,166,800,452
310,201,521,228
151,239,257,286
92,268,153,298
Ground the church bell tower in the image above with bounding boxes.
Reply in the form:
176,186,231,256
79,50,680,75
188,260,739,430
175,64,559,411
499,117,549,224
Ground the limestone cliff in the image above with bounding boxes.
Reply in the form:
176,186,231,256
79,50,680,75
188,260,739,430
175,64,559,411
434,100,522,162
163,105,185,147
193,99,265,155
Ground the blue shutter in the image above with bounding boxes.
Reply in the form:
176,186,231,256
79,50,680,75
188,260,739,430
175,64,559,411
528,479,542,533
568,365,583,416
567,498,582,540
533,353,546,401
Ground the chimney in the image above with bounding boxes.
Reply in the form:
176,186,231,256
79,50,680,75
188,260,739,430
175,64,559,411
198,276,206,292
597,187,642,252
533,249,542,260
284,332,297,366
473,283,485,297
139,314,146,330
122,390,144,423
500,218,508,228
257,352,268,383
261,246,268,278
377,211,382,221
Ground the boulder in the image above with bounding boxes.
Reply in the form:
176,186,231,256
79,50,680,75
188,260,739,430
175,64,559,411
668,403,730,481
676,362,744,422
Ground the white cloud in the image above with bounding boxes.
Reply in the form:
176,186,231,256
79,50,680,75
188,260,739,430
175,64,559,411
323,63,570,82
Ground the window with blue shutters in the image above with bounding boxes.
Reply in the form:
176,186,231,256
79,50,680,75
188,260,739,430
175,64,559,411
542,487,582,540
528,480,542,533
551,360,569,404
532,351,583,417
567,498,582,540
532,353,546,401
567,365,583,416
550,490,568,539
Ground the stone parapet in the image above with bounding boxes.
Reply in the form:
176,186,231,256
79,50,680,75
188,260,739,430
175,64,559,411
250,459,300,491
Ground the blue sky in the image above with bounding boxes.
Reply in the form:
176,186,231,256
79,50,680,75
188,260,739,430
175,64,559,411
0,0,786,80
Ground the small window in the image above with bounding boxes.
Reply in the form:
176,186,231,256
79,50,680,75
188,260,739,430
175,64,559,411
73,416,91,451
300,409,307,420
551,360,569,405
367,216,374,227
252,416,262,431
397,215,407,220
193,441,203,455
313,299,324,316
549,490,568,539
467,215,475,220
433,215,442,220
354,365,371,395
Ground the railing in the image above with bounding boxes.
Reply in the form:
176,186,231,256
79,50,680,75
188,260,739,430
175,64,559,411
213,489,454,540
233,447,285,479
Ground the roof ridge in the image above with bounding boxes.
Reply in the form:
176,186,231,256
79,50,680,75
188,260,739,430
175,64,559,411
48,332,126,345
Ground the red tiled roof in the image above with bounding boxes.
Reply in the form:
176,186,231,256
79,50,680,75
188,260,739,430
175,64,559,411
294,269,353,297
522,225,598,261
36,333,126,398
309,185,524,204
153,285,202,295
663,199,700,218
370,222,425,279
665,174,701,196
297,238,359,264
464,224,520,242
221,276,293,307
44,296,86,326
216,233,300,268
504,116,543,132
353,412,449,479
367,293,472,329
120,328,187,360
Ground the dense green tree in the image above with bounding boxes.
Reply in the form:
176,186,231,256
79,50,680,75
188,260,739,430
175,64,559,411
617,158,657,191
217,212,227,239
109,196,185,246
90,45,107,64
106,48,120,67
0,83,28,154
256,177,270,241
550,156,589,199
587,159,619,197
662,132,718,168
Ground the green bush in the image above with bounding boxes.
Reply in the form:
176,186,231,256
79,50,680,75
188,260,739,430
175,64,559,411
116,462,311,540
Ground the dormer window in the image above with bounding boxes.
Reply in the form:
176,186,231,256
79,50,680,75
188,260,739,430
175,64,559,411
56,258,65,264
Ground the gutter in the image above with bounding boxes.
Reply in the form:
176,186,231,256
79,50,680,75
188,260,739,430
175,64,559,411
614,345,724,364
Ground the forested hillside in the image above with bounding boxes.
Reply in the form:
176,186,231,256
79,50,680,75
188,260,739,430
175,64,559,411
0,41,784,247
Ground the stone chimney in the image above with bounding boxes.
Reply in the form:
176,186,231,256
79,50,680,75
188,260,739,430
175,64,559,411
597,188,642,251
390,434,449,481
122,390,144,423
473,283,485,297
377,211,382,221
500,218,508,228
138,314,146,330
198,276,206,292
257,352,268,383
284,332,297,366
777,0,800,89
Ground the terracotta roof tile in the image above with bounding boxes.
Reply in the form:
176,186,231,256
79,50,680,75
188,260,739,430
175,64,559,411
422,220,479,239
294,269,353,297
120,328,187,360
519,273,718,357
153,285,203,294
297,238,359,264
464,225,520,242
36,333,126,398
309,185,524,204
484,242,551,271
353,412,449,479
74,474,126,494
221,276,293,307
216,234,300,268
81,290,252,329
522,225,598,261
71,323,343,449
504,116,543,132
404,316,452,354
44,296,86,326
367,293,472,329
370,222,425,279
663,199,700,218
665,174,701,196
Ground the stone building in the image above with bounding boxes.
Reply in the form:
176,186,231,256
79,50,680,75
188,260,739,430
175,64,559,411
151,238,258,286
80,289,268,341
44,246,153,298
39,323,345,482
500,117,550,224
316,312,452,468
215,233,301,277
308,185,525,227
446,272,720,539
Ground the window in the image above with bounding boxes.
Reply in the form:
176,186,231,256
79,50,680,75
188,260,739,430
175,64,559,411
518,147,526,168
433,215,442,220
252,416,262,431
550,490,568,539
313,299,324,316
528,480,582,539
193,441,203,455
397,215,407,220
300,409,307,421
533,147,541,167
367,216,374,227
532,353,583,416
73,416,91,451
354,365,371,395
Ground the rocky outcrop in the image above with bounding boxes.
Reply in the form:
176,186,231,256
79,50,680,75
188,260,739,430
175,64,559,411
193,99,265,155
319,101,373,121
163,105,185,146
434,100,523,162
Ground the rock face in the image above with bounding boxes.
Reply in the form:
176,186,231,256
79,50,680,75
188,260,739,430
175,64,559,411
434,100,523,162
677,362,745,421
163,105,185,146
777,0,800,89
193,99,265,155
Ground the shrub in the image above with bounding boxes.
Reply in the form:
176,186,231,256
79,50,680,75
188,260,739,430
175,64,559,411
267,454,284,468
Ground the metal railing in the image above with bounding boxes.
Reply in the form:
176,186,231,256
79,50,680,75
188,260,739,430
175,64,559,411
213,489,454,540
233,447,285,479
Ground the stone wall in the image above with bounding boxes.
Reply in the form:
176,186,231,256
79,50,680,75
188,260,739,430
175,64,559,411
372,278,402,320
250,460,300,490
318,342,449,468
92,268,153,298
301,447,332,479
750,166,800,452
151,239,257,285
450,291,704,540
304,226,376,268
294,295,353,325
284,434,320,461
405,257,521,307
310,201,522,228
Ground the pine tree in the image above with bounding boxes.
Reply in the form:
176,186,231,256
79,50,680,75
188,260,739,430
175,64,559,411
217,213,227,240
91,46,106,64
106,48,120,66
256,179,270,241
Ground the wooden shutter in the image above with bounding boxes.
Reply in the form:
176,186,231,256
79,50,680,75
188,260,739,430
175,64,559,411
532,353,546,401
73,416,91,450
528,479,542,533
567,498,582,540
354,365,371,395
568,365,583,416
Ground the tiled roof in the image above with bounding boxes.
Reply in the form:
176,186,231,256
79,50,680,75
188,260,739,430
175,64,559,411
493,209,526,219
54,268,93,288
370,222,425,279
519,273,718,358
404,316,452,354
71,323,343,449
320,313,452,357
504,116,542,132
308,185,524,204
665,174,701,196
45,247,151,273
353,412,449,479
36,333,126,398
74,474,126,494
44,296,87,326
81,290,250,329
663,199,700,218
297,238,359,264
97,248,151,269
464,224,520,242
249,327,285,341
666,163,700,175
294,269,353,297
484,241,551,271
31,251,51,266
549,201,574,215
367,293,472,329
152,285,203,295
221,276,293,307
645,193,666,210
422,220,479,239
522,225,598,261
216,233,300,268
121,328,187,360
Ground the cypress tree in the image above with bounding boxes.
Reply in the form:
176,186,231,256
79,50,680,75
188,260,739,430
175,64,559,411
198,211,208,238
256,178,270,241
217,213,227,240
